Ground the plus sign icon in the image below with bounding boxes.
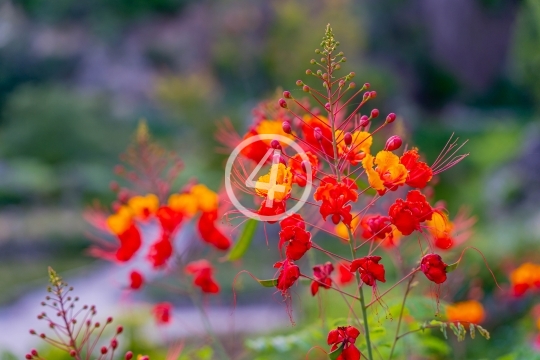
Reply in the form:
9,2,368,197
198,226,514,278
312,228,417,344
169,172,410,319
224,134,313,222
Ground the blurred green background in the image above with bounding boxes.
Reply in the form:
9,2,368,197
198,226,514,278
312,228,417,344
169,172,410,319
0,0,539,358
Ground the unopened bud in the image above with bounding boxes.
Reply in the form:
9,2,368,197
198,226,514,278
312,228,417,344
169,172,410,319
282,121,291,134
283,91,291,99
370,91,377,98
306,69,312,75
111,338,118,349
370,109,379,118
348,82,356,89
270,140,281,149
324,102,331,111
386,113,396,124
303,85,310,92
314,128,322,141
344,132,353,145
70,350,76,357
296,80,304,86
117,326,124,334
107,316,113,323
125,351,133,360
278,98,287,109
25,355,32,360
385,136,402,151
363,82,370,89
101,347,108,355
359,115,370,127
31,349,38,356
349,72,355,78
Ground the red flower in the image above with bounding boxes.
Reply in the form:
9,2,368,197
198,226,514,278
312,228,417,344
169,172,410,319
129,270,144,290
279,215,312,260
335,261,355,286
320,196,353,226
388,190,433,235
314,176,358,204
311,262,334,296
360,215,392,240
152,302,172,325
349,256,386,286
400,149,433,189
301,115,334,158
280,214,306,230
274,259,300,293
240,128,271,163
197,211,231,250
147,233,173,268
115,224,142,262
257,198,286,223
288,151,318,187
156,206,184,234
327,326,361,360
185,260,220,294
420,253,448,284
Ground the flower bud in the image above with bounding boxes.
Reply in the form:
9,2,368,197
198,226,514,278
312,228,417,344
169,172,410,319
101,347,108,355
324,102,331,111
344,132,353,146
282,121,291,134
31,350,38,356
25,355,32,360
117,326,124,334
111,338,118,349
296,80,303,86
359,115,369,127
107,316,113,323
125,352,133,360
385,136,402,151
314,128,322,141
420,254,448,284
349,72,355,78
278,98,287,109
370,109,379,118
370,91,377,98
270,140,281,149
348,82,356,89
363,82,370,89
303,85,310,92
283,91,292,99
306,69,312,75
386,113,396,123
70,350,76,357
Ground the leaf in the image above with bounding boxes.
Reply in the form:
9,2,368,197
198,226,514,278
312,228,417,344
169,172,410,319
228,219,258,261
328,346,343,360
257,278,278,287
446,261,459,272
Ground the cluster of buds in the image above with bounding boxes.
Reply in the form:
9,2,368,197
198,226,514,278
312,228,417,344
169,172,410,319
27,268,138,360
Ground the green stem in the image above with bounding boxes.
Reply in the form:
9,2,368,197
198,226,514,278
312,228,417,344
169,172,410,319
187,289,231,360
388,273,416,360
347,227,374,360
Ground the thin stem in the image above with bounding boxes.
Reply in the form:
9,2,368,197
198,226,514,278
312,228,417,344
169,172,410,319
388,272,416,360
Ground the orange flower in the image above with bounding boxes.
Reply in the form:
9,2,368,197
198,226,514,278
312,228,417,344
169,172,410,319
190,184,219,212
106,206,133,235
301,115,335,157
255,163,293,202
168,193,199,217
336,130,372,165
362,151,408,195
446,300,485,325
426,210,453,248
255,119,294,145
510,262,540,296
288,151,318,187
127,194,159,220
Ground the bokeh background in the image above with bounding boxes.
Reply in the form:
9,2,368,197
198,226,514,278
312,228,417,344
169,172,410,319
0,0,539,358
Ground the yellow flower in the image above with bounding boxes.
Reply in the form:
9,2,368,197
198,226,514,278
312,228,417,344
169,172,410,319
128,194,159,220
168,193,199,217
362,151,407,193
106,206,133,235
255,163,293,202
446,300,485,324
190,184,219,212
426,210,453,238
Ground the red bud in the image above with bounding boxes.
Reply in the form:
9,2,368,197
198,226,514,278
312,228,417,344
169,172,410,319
370,109,379,118
344,132,352,145
359,115,370,127
386,113,396,123
282,121,291,134
278,98,287,108
385,136,402,151
283,91,291,99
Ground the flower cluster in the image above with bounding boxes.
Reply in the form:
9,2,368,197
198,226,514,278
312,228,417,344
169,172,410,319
222,25,475,359
86,122,229,326
509,262,540,296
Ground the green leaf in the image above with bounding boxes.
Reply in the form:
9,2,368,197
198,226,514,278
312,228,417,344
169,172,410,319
258,278,278,287
446,261,459,272
476,325,491,340
228,219,258,261
329,346,343,360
